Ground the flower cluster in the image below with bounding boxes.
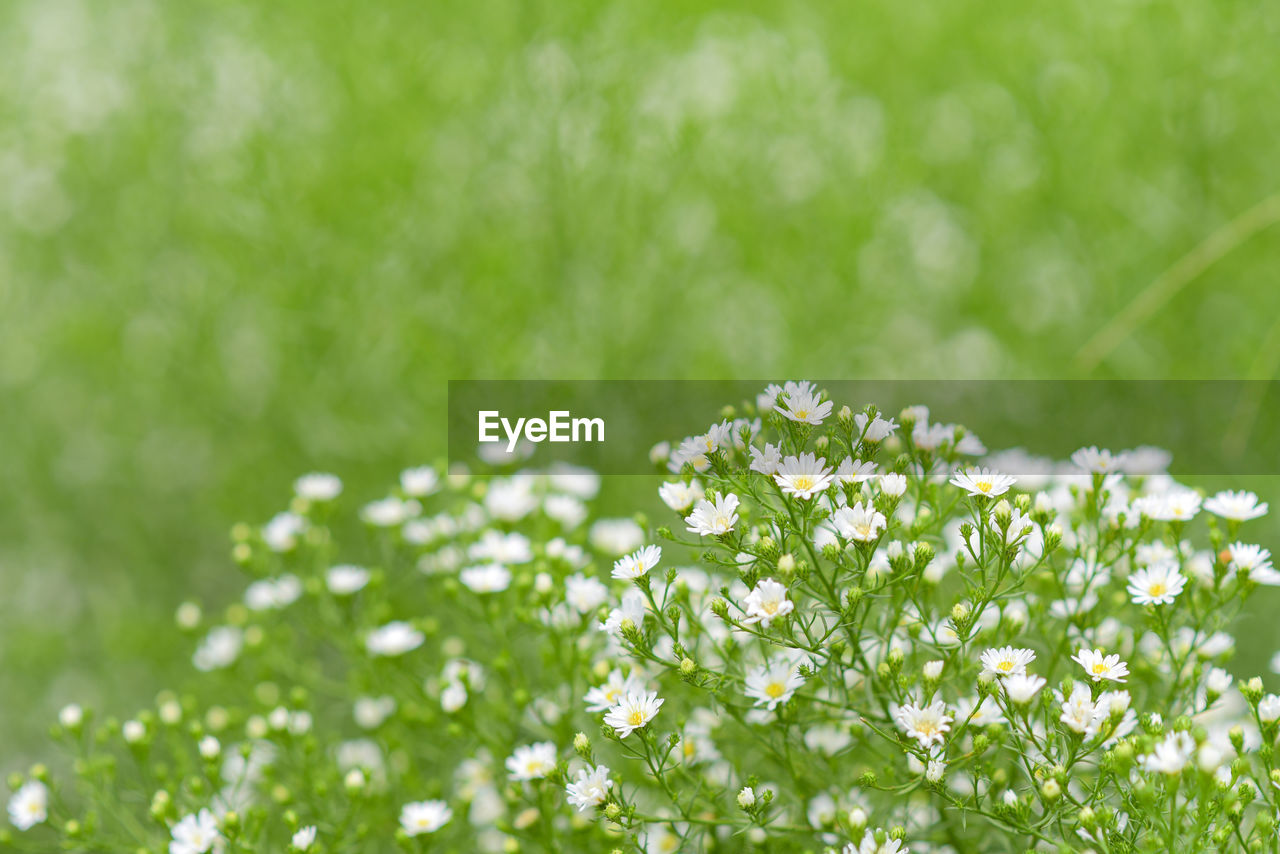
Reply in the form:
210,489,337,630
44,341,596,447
6,383,1280,853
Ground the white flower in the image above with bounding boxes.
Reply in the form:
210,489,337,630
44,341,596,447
949,467,1016,498
361,496,417,527
193,626,243,672
584,670,646,713
855,412,898,442
922,660,944,680
326,564,371,595
506,742,557,780
979,646,1036,678
484,478,538,520
604,691,664,737
599,589,647,637
836,457,879,484
294,472,342,501
926,758,946,783
745,660,806,710
291,826,317,851
685,493,740,537
1127,561,1187,606
460,564,512,593
123,719,146,743
565,765,613,812
1259,694,1280,723
1059,683,1100,735
1138,732,1196,775
6,781,48,831
1072,648,1129,683
400,466,440,497
1071,446,1128,474
658,480,704,512
589,518,646,555
365,622,424,657
469,530,533,564
749,444,783,475
354,696,396,729
612,545,662,580
244,575,303,611
878,473,908,498
895,701,952,748
1141,488,1202,522
845,827,911,854
777,385,832,424
742,578,794,626
774,453,834,499
1228,542,1280,584
170,809,222,854
262,512,307,552
400,800,452,836
832,502,887,543
58,703,83,728
1205,490,1268,521
544,494,587,529
1003,673,1047,705
441,682,468,713
565,573,609,614
198,736,221,759
1206,667,1233,694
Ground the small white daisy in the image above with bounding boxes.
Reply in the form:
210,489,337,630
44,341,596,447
744,660,806,710
774,453,835,499
170,809,223,854
6,780,48,831
832,502,887,543
742,578,794,626
459,563,513,593
400,800,452,836
294,472,342,501
506,742,558,781
685,493,740,537
949,468,1016,498
1204,489,1268,521
365,621,425,657
611,544,662,580
895,701,952,748
291,826,317,851
1003,673,1047,705
1072,648,1129,683
565,764,613,812
777,385,833,425
1126,561,1187,606
979,646,1036,678
603,691,664,737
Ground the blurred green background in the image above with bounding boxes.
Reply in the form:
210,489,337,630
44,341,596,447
3,0,1280,760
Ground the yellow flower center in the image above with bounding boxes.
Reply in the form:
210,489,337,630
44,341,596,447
793,409,809,419
1092,663,1107,674
629,710,645,726
762,601,778,614
1148,582,1166,597
766,682,786,699
792,475,814,491
997,660,1014,672
976,481,993,493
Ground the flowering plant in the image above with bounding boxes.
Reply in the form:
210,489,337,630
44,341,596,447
6,383,1280,854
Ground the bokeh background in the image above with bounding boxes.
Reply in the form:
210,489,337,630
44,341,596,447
3,0,1280,756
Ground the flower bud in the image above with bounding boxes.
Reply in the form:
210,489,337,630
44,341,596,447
737,786,756,809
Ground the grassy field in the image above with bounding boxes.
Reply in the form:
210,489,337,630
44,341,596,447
3,0,1280,757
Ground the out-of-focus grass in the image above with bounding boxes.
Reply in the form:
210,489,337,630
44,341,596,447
3,0,1280,755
